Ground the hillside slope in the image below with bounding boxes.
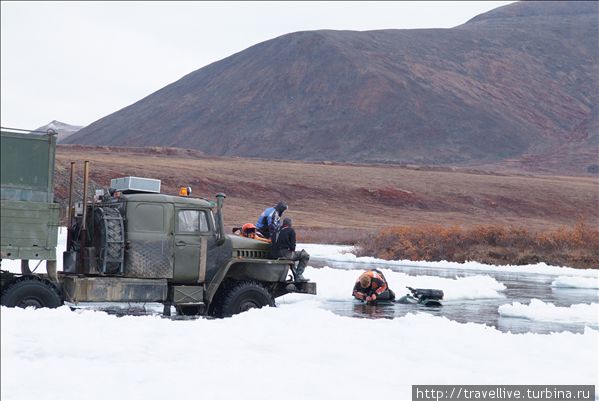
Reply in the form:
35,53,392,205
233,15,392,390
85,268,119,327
65,1,599,175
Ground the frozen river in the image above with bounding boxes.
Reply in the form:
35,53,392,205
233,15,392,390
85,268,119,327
310,258,598,334
299,243,598,335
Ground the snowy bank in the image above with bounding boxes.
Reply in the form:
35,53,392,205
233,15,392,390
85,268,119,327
498,299,599,326
552,276,599,290
2,305,597,400
300,243,599,278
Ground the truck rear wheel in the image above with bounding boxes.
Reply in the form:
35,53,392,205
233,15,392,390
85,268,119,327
219,281,274,317
1,277,62,308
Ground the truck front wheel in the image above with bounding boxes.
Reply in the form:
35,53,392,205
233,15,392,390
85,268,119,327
219,281,274,317
1,277,62,308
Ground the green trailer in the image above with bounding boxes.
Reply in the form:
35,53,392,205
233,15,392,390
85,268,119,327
0,129,60,263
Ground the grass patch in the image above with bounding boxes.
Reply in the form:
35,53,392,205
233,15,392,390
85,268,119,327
353,222,599,269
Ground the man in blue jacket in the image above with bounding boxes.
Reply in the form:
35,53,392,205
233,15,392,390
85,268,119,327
255,201,288,239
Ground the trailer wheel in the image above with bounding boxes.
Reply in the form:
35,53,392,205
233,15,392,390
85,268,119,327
1,277,62,308
219,281,274,318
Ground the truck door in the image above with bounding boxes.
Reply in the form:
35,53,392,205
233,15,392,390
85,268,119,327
125,201,174,279
174,208,211,283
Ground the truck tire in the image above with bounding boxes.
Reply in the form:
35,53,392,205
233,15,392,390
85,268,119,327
219,281,274,318
1,277,62,308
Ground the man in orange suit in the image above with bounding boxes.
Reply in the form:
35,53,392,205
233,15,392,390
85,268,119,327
352,269,395,303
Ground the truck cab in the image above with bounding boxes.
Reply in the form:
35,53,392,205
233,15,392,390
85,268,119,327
61,181,316,316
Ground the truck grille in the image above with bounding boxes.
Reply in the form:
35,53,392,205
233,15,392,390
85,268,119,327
235,249,270,259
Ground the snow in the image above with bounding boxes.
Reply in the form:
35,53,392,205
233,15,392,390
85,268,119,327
552,276,599,289
300,243,599,278
2,232,598,399
2,305,598,400
498,299,599,326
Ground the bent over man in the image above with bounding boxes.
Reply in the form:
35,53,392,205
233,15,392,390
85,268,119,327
271,217,310,282
353,269,395,303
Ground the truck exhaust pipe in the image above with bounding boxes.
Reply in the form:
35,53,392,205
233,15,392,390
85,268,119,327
66,161,75,248
215,193,227,246
78,161,90,273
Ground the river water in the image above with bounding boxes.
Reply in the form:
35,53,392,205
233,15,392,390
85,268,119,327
310,257,598,335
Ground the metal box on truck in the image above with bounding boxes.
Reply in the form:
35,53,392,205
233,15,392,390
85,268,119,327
0,129,60,261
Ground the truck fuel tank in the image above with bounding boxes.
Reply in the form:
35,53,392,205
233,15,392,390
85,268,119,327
61,275,167,303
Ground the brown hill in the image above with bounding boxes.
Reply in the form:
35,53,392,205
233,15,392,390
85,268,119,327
64,1,599,175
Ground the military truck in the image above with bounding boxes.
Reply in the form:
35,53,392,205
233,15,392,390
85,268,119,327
0,128,316,316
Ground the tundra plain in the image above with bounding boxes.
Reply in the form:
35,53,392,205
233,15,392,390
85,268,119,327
55,145,598,244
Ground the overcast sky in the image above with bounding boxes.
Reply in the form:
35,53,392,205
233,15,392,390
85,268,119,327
1,1,513,130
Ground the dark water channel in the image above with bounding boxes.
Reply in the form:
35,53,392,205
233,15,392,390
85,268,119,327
311,258,599,334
